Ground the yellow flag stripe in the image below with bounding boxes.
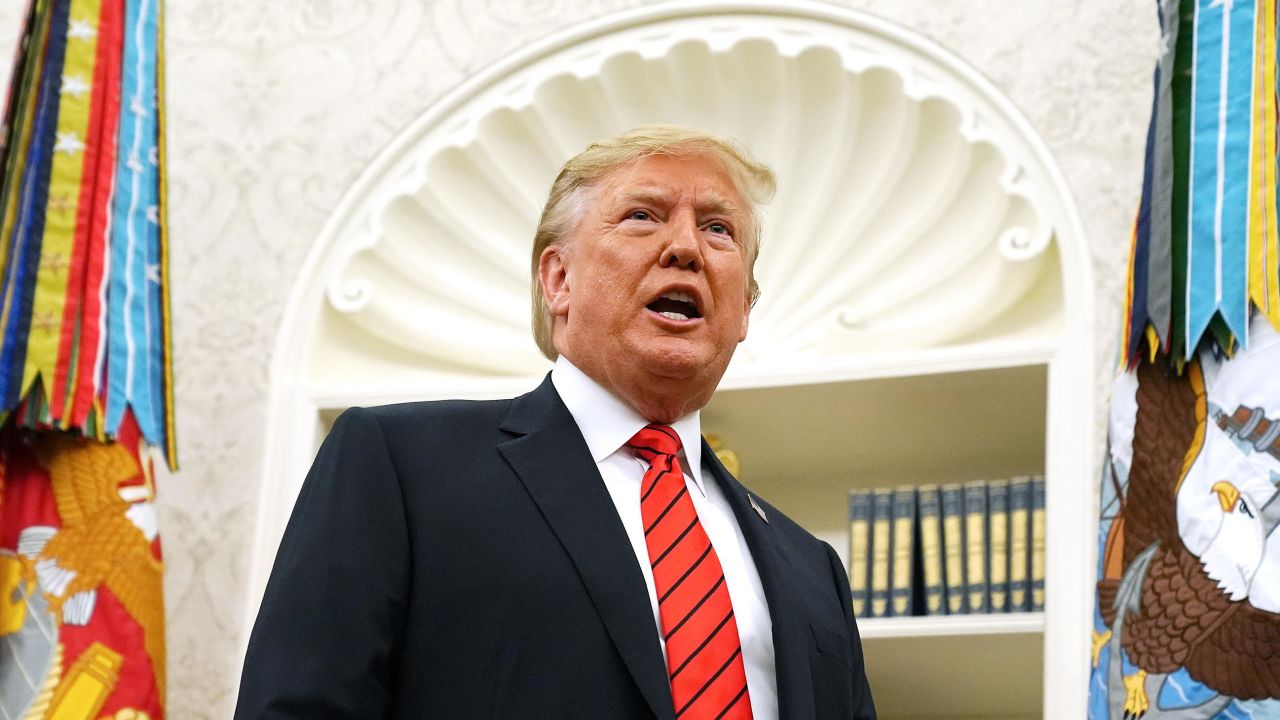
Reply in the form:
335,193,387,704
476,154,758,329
1120,212,1140,368
156,0,176,468
23,0,103,406
1249,0,1280,329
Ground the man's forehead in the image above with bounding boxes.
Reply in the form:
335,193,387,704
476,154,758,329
613,183,737,203
600,165,746,214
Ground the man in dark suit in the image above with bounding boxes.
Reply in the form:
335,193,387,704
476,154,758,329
236,126,876,719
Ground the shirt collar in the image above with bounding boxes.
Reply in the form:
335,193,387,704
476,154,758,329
552,356,706,495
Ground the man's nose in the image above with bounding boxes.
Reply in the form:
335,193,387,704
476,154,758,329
660,216,703,272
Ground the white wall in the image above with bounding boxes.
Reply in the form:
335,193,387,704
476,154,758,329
0,1,1153,717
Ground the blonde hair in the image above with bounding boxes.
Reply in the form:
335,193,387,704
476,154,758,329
530,125,776,360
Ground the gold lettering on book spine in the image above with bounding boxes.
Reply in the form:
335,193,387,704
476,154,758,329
943,510,964,613
849,513,868,616
989,492,1008,611
891,515,912,615
920,512,942,613
870,503,891,617
1010,505,1029,608
965,508,985,610
1031,504,1046,608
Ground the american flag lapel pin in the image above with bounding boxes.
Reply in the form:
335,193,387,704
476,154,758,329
748,494,768,523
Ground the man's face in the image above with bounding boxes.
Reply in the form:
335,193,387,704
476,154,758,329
540,152,753,417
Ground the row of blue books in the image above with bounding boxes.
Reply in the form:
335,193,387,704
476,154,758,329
848,476,1046,618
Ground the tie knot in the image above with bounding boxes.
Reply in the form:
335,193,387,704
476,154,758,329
626,424,682,463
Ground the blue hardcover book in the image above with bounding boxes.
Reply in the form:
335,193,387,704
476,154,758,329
847,489,873,618
917,484,946,615
940,483,966,614
962,480,989,614
890,486,917,617
987,479,1010,613
1008,476,1032,612
869,488,894,618
1031,475,1046,611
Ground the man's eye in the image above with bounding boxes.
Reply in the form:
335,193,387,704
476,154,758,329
707,222,731,235
628,210,651,221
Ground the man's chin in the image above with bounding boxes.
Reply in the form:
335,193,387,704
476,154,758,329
635,343,730,384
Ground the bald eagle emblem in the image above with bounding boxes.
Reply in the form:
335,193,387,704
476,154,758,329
1094,322,1280,719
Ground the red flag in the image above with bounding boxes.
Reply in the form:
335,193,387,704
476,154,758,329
0,411,165,718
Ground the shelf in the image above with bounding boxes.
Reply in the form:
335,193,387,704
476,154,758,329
304,339,1058,411
860,614,1044,719
858,611,1044,639
701,363,1051,718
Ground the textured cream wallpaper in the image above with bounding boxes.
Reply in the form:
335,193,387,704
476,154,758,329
0,1,1154,717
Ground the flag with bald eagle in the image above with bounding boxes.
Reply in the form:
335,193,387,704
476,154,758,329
0,0,173,717
1092,0,1280,718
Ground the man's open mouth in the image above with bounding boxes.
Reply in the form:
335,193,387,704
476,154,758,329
647,290,702,321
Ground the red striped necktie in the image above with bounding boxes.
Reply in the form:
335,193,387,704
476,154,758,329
628,424,753,720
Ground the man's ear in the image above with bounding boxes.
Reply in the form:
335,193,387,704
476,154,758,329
539,245,571,317
738,292,751,343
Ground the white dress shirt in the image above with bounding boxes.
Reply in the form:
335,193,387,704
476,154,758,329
552,357,778,720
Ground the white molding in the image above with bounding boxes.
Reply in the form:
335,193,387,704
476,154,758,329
244,3,1098,716
304,338,1061,410
858,612,1045,639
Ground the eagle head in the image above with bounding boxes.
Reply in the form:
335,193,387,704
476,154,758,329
1176,422,1280,610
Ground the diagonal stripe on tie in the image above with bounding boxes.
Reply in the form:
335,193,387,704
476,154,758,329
646,486,690,535
670,609,734,679
676,647,743,717
659,542,713,604
713,684,751,719
665,576,725,642
650,516,699,569
628,424,753,720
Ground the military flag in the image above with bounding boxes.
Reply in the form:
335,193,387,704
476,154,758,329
0,0,173,716
1094,1,1280,718
1123,0,1280,364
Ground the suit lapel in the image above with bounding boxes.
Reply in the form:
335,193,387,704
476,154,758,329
498,377,675,720
701,440,816,720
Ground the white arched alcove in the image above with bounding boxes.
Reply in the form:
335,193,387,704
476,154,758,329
247,2,1096,717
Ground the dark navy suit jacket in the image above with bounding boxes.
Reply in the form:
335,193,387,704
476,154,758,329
236,376,876,719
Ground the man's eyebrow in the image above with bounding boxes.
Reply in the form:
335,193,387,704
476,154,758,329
693,191,743,218
612,187,677,207
611,186,743,217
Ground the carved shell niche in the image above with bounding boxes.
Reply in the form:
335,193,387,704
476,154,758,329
311,4,1065,394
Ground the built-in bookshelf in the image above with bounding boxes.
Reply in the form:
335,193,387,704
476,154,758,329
703,357,1058,719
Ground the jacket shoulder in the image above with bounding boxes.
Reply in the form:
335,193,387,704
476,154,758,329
338,397,514,442
352,397,513,423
